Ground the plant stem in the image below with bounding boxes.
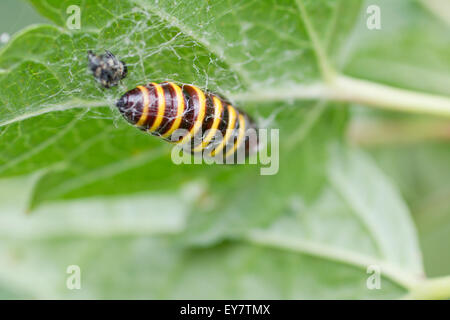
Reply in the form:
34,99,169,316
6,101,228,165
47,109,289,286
330,76,450,117
402,275,450,300
295,0,335,82
420,0,450,26
245,230,418,290
232,75,450,118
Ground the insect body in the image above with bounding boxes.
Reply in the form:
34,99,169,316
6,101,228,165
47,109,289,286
88,50,127,88
116,82,258,159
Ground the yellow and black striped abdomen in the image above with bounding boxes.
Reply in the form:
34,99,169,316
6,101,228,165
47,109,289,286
116,82,258,159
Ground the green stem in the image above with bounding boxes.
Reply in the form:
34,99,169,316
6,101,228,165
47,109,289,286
402,275,450,300
232,75,450,118
295,0,335,82
420,0,450,26
245,230,418,290
330,76,450,117
247,230,450,300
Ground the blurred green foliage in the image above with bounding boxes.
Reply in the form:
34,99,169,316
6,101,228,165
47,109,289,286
0,0,47,48
0,0,449,299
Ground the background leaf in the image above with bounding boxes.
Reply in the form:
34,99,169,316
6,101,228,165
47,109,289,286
0,0,448,299
342,0,450,95
343,0,450,277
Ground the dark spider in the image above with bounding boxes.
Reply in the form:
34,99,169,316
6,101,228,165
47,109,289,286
87,50,128,88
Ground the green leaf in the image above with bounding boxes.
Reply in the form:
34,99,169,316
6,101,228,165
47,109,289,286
367,142,450,277
1,0,447,299
342,0,450,278
343,0,450,95
0,0,363,206
0,153,417,298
